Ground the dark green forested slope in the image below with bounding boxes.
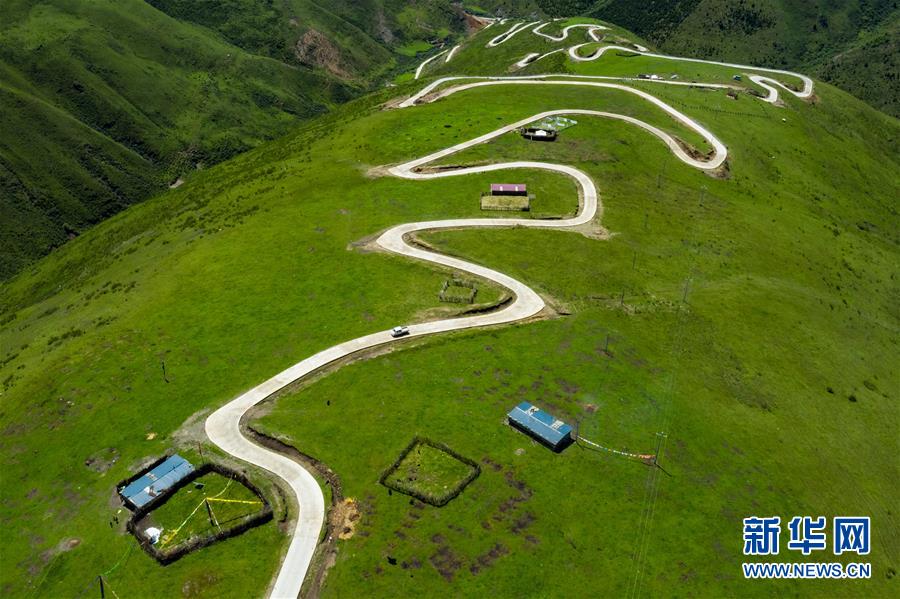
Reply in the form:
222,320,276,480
0,0,489,279
0,0,347,279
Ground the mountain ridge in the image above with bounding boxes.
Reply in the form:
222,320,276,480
2,1,896,279
2,17,898,598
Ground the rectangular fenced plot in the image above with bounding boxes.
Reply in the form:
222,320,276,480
439,279,477,303
380,438,480,506
481,194,530,211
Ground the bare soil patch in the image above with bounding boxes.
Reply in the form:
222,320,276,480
333,498,360,540
294,30,347,78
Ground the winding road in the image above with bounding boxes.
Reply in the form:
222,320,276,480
532,22,607,42
412,19,811,105
566,43,814,102
487,20,543,47
205,19,811,599
414,49,449,80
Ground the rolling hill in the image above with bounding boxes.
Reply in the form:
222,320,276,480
4,1,896,282
517,0,900,116
489,1,898,116
2,16,897,599
0,0,493,279
588,0,900,117
0,0,346,279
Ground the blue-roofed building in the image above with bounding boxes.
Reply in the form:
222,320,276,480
119,454,194,509
507,401,574,452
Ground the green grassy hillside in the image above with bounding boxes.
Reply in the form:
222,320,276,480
5,1,895,277
0,0,513,279
1,16,898,599
0,0,353,279
586,0,900,117
491,1,898,116
145,0,460,82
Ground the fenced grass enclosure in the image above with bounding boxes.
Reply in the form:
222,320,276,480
439,278,478,303
380,437,480,507
126,463,273,565
480,193,531,211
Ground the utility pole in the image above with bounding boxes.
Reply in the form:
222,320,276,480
98,576,105,599
653,432,668,467
205,498,216,528
161,360,169,384
681,278,691,303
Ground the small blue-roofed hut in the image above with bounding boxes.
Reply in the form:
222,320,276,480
119,454,194,509
507,401,574,452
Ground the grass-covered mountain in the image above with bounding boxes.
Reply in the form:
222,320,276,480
0,0,493,279
0,1,337,279
593,0,899,117
520,0,899,117
2,16,897,598
4,1,896,282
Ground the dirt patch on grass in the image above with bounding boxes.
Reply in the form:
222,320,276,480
181,570,219,598
673,136,713,162
333,498,360,540
465,12,491,31
511,511,536,534
107,486,127,510
481,457,503,472
294,30,347,78
84,447,119,473
409,294,512,322
705,159,731,180
346,229,383,253
364,165,393,179
469,543,509,574
429,545,463,581
401,556,422,570
36,537,81,573
171,408,211,447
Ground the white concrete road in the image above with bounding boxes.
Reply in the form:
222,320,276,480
565,43,813,102
399,73,740,109
445,44,461,63
206,97,724,599
532,22,607,41
413,20,811,104
487,20,543,47
414,49,448,80
206,22,814,598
